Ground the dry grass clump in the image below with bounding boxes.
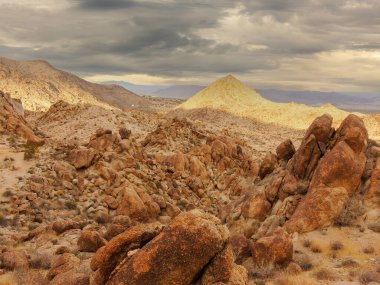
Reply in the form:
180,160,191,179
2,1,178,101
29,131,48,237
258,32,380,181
295,256,313,271
303,239,311,248
310,242,322,253
313,268,338,281
29,253,51,270
272,274,317,285
0,273,15,285
341,258,358,268
363,245,375,254
330,241,344,251
14,269,49,285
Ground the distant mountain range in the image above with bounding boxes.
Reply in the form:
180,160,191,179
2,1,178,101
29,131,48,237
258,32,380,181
106,81,380,114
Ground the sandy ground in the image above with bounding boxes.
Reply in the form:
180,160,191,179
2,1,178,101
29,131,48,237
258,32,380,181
0,139,34,202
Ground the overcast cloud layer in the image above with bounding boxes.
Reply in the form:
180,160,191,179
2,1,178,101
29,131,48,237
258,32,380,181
0,0,379,92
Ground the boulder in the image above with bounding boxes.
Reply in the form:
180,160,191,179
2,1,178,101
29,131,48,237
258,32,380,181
78,230,107,252
116,185,148,220
241,190,271,221
0,250,29,270
250,229,293,267
284,186,349,233
50,271,89,285
52,220,79,234
276,139,295,161
107,210,229,285
91,223,163,283
309,141,366,196
201,245,249,285
290,114,333,179
47,253,80,280
69,147,96,169
258,152,277,179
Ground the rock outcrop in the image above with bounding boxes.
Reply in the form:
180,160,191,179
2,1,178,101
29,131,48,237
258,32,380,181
91,210,247,285
0,90,44,144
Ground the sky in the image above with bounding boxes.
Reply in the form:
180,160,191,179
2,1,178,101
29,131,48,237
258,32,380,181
0,0,379,92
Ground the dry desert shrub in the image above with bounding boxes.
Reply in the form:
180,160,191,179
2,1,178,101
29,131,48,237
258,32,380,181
23,141,40,160
29,252,52,270
296,256,313,271
303,239,311,248
310,242,323,253
313,268,338,281
363,245,375,254
330,241,344,251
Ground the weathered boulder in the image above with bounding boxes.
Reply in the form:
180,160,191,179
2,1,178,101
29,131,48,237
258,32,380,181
258,152,277,179
91,223,163,283
107,209,229,285
309,141,366,196
88,130,118,151
0,250,29,270
284,186,349,233
241,190,271,221
276,139,295,161
330,114,368,153
50,271,89,285
68,147,96,169
52,220,79,234
47,253,80,280
250,229,293,267
78,230,107,252
290,114,333,179
116,185,148,220
201,245,248,285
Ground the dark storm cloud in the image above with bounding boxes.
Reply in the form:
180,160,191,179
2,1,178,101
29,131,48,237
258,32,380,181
76,0,136,10
0,0,379,91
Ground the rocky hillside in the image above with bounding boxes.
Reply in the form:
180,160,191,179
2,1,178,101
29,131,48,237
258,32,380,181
0,57,150,111
176,76,352,130
0,96,379,284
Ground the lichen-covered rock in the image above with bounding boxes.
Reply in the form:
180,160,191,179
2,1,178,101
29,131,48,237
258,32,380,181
107,209,229,285
91,223,163,283
284,186,349,233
